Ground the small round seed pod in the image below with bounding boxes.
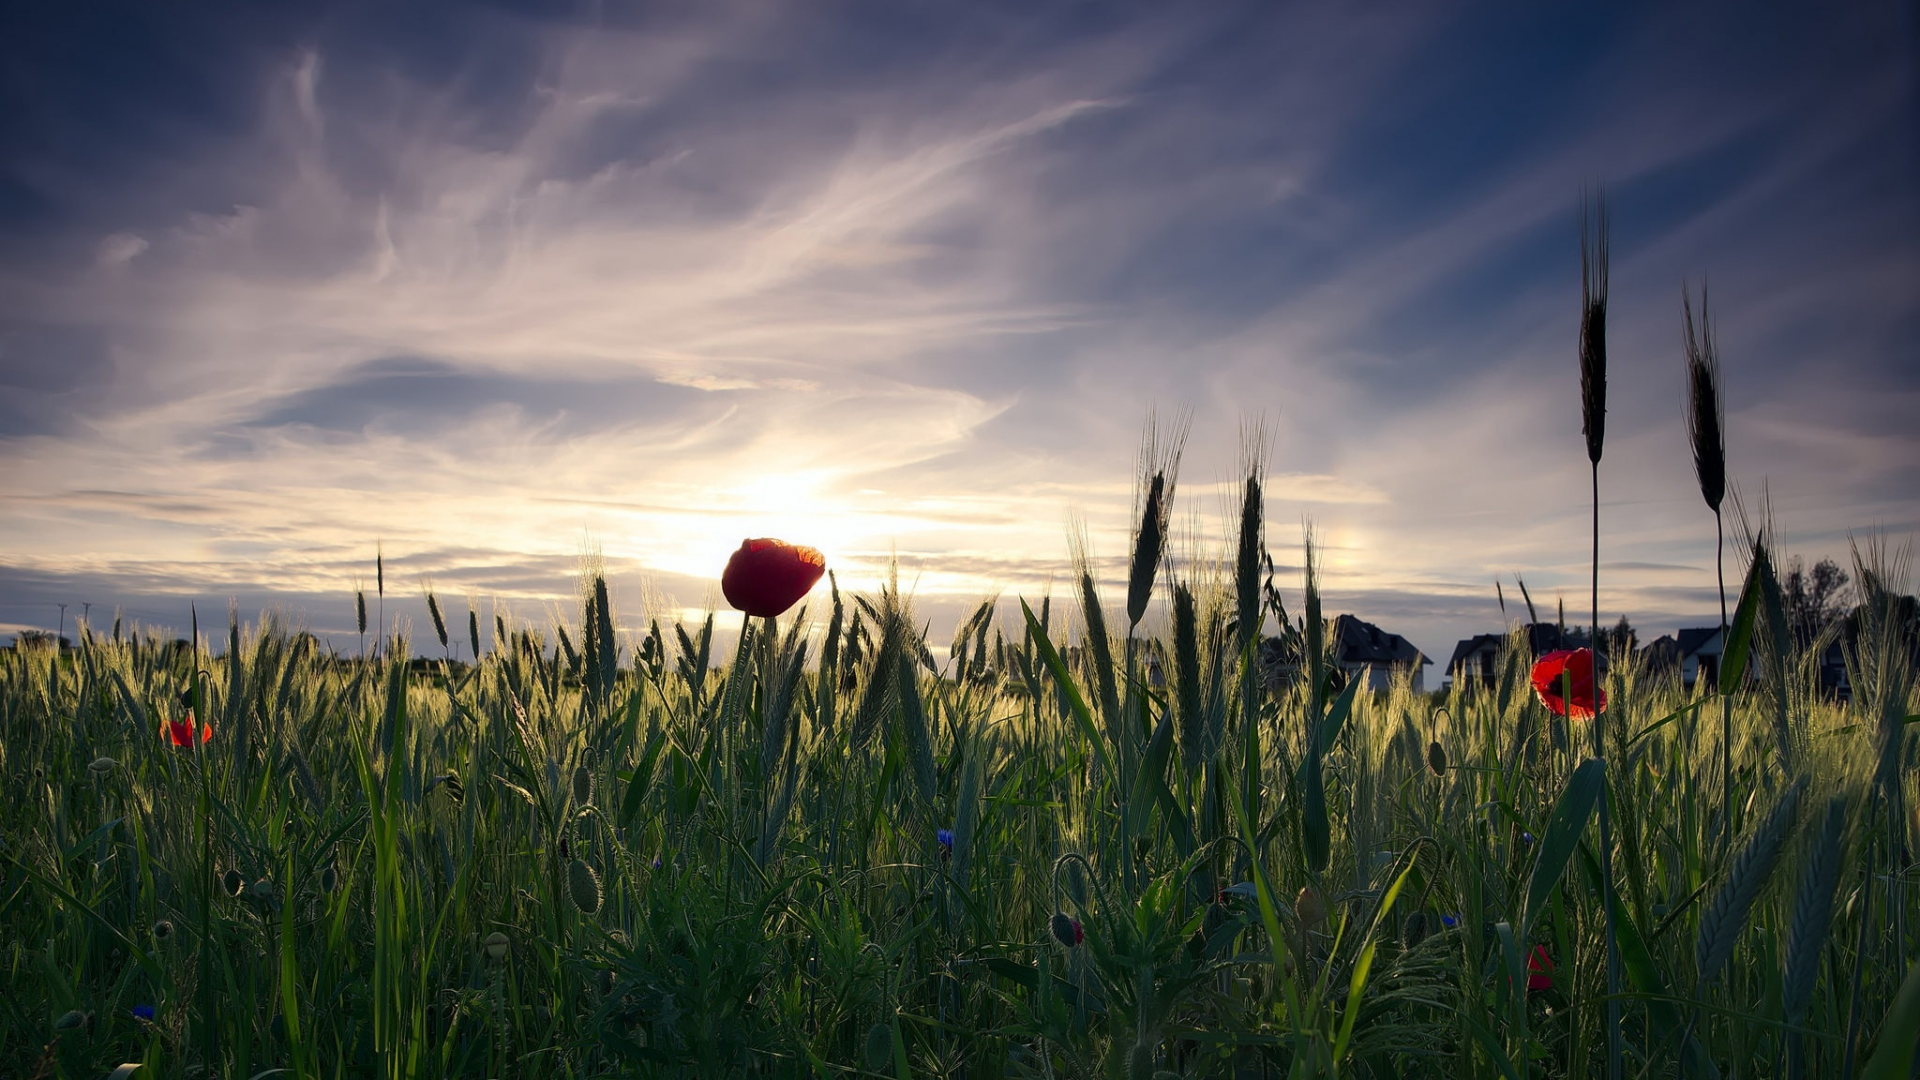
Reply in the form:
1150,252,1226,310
152,919,174,942
1427,741,1448,776
483,931,510,961
251,878,274,901
54,1008,92,1032
567,859,602,915
1294,885,1327,930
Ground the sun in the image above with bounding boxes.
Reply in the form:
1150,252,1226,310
635,469,873,589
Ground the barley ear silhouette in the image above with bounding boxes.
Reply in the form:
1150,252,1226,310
1684,281,1735,859
1579,186,1623,1080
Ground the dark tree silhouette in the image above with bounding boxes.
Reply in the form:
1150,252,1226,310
1784,556,1852,649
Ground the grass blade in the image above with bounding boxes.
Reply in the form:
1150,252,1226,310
1520,757,1605,941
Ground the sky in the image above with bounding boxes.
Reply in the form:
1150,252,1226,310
2,0,1915,672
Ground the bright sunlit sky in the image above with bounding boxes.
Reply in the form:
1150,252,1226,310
2,1,1915,669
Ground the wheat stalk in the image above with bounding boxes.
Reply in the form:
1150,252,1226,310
1125,410,1187,631
1784,794,1848,1026
1580,187,1622,1080
1698,774,1807,982
1685,281,1735,861
1683,284,1726,514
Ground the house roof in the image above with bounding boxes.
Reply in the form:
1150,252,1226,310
1443,624,1619,672
1448,633,1504,668
1676,627,1722,656
1332,614,1430,667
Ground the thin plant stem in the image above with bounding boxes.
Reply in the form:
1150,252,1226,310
1728,503,1743,849
1593,462,1623,1080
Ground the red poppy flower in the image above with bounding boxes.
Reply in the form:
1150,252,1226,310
165,711,213,747
721,538,826,618
1530,648,1605,719
1526,944,1554,991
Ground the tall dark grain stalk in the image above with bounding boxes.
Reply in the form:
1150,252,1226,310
1119,411,1185,886
1683,283,1730,852
376,541,385,660
1579,189,1622,1080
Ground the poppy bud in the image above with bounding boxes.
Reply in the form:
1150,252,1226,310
1295,885,1327,929
721,539,826,619
1203,901,1230,940
864,1023,894,1071
1127,1043,1154,1080
1050,911,1083,947
223,869,245,897
483,931,510,961
1402,910,1430,948
568,859,602,914
572,763,595,807
89,756,117,777
1426,741,1447,776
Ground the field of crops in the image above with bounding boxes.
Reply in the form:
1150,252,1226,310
2,461,1916,1079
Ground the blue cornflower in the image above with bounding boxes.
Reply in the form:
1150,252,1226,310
1521,831,1535,846
937,828,954,859
131,1004,156,1022
1441,914,1459,928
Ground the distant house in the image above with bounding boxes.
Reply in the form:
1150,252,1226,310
1815,638,1850,701
1446,623,1603,690
1447,633,1504,689
1639,627,1724,690
1331,614,1432,691
1262,614,1432,692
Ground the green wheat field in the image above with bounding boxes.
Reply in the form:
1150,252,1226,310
3,449,1917,1080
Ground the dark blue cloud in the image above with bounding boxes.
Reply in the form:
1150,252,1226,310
237,355,714,438
0,2,325,249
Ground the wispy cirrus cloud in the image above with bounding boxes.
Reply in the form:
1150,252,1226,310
0,1,1912,664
